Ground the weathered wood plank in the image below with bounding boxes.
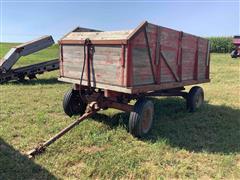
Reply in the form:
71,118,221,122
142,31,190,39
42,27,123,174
132,47,154,86
62,44,123,86
63,30,134,41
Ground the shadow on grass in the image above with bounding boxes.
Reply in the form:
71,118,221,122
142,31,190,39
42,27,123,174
92,98,240,154
0,138,56,179
7,77,63,85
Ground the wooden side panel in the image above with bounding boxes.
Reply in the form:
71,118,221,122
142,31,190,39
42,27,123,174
146,23,158,65
132,47,154,85
181,33,197,81
131,30,154,86
197,38,208,79
160,49,178,82
62,44,124,86
158,27,179,83
128,23,209,88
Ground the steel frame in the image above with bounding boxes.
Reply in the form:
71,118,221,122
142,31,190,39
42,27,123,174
27,84,189,158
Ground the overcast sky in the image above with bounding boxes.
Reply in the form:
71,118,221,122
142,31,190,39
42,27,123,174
0,0,239,42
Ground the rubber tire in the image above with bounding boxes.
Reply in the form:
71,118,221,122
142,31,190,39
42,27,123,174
231,50,238,58
187,86,204,112
18,74,26,82
63,89,86,117
129,99,154,138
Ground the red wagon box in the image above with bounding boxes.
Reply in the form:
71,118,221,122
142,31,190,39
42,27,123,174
59,21,210,94
58,21,210,137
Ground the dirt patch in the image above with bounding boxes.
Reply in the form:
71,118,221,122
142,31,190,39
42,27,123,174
70,162,85,170
236,155,240,168
82,146,105,154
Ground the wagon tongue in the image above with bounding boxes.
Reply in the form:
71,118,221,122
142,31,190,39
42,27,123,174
26,102,99,158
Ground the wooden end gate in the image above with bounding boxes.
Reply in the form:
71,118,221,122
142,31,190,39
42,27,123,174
27,21,210,158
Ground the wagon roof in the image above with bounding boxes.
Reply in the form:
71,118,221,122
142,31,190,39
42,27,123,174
61,30,134,41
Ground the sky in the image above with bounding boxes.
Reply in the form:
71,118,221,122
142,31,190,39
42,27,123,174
0,0,239,43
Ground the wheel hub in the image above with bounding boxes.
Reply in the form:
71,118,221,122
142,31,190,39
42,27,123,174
195,92,203,108
141,106,153,134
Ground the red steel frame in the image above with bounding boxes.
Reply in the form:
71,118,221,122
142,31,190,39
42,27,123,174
120,44,125,86
60,44,64,77
194,38,199,80
126,42,133,87
177,31,183,82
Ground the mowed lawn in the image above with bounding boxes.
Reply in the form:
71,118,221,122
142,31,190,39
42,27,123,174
0,43,239,179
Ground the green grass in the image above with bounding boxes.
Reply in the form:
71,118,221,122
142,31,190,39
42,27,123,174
0,43,240,179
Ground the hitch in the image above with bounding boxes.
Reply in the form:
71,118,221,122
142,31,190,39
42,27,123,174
27,102,99,158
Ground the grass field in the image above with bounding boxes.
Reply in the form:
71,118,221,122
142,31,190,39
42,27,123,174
0,43,240,179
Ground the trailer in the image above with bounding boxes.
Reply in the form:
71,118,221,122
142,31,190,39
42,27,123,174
0,59,59,83
0,36,59,83
28,21,210,157
231,35,240,58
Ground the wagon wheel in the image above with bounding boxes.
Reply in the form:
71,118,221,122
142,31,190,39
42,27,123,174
129,98,154,138
231,50,238,58
63,89,87,117
187,86,204,112
18,74,26,82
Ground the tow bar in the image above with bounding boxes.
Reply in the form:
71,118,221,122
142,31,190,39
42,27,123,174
27,102,100,158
